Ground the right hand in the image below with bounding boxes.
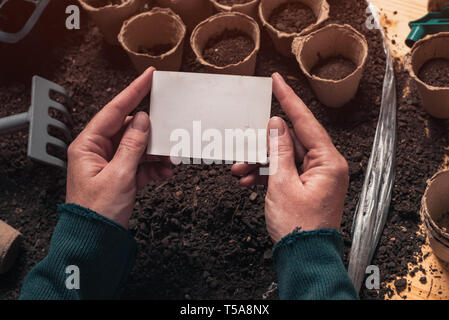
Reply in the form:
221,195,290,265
232,73,349,243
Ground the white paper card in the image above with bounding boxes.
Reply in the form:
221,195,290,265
147,71,272,163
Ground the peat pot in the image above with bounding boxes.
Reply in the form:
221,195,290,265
119,8,186,73
292,24,368,108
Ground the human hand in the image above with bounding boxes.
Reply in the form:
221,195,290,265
232,73,349,243
66,67,174,229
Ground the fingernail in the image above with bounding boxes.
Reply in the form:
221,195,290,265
272,72,285,84
269,117,285,138
132,112,150,132
145,66,155,74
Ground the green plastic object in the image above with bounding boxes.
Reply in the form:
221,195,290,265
406,6,449,48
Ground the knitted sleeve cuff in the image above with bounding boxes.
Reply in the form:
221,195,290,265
19,203,136,300
273,228,359,300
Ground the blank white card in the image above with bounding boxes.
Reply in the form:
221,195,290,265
147,71,272,163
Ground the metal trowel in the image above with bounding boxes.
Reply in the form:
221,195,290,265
406,6,449,47
0,76,72,168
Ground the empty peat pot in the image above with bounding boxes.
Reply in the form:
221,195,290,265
190,12,260,76
155,0,213,31
78,0,142,45
409,32,449,119
119,8,186,73
292,24,368,108
259,0,329,57
0,220,22,274
421,169,449,264
209,0,260,19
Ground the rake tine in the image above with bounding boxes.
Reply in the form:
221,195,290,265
33,76,72,123
46,135,68,150
30,153,66,169
47,118,71,141
34,75,67,96
48,100,73,126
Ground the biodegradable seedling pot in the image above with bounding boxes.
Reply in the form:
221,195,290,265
0,220,22,274
78,0,143,45
421,169,449,263
409,32,449,119
209,0,260,19
119,8,186,73
155,0,213,31
190,12,260,76
292,24,368,108
259,0,329,57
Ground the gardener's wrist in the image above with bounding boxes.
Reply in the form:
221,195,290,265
272,228,358,300
60,203,131,234
273,227,342,252
20,203,136,300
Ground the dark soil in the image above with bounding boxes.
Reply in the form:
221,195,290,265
0,0,36,33
394,278,407,293
216,0,253,6
138,44,174,56
435,212,449,233
0,0,448,300
87,0,125,8
269,1,316,34
311,56,357,80
418,58,449,88
202,29,255,67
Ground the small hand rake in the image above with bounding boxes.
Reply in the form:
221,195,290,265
0,76,72,168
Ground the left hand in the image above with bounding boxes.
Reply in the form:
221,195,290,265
66,67,173,229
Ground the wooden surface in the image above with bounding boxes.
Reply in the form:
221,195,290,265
372,0,427,57
369,0,449,300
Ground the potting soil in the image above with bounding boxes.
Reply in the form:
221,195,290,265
0,0,448,300
269,1,316,34
311,56,357,81
202,29,255,67
418,58,449,88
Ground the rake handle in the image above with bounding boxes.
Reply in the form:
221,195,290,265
0,112,29,135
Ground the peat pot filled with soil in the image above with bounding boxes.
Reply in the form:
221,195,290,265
209,0,260,19
421,169,449,264
292,24,368,108
155,0,213,31
0,220,22,275
78,0,142,45
259,0,329,56
191,12,260,76
119,8,186,73
410,32,449,119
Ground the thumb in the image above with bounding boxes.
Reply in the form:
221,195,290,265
109,112,150,175
267,117,298,186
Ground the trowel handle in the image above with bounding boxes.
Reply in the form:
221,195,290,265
406,25,426,48
0,113,30,135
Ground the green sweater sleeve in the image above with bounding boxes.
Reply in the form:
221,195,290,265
273,228,359,300
19,204,136,300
